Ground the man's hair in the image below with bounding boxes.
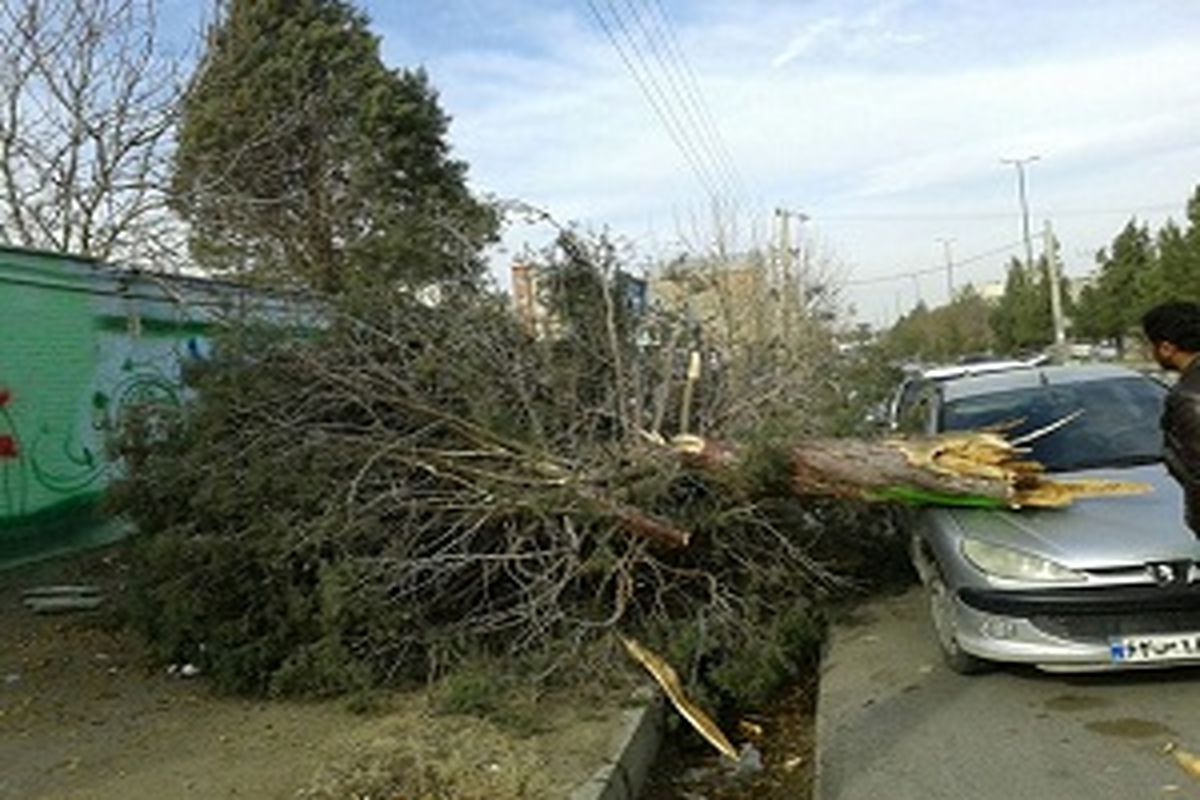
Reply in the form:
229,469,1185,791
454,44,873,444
1142,301,1200,351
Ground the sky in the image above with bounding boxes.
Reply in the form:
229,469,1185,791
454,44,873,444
173,0,1200,327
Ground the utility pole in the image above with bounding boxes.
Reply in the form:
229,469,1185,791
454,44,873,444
936,236,956,302
1043,219,1067,361
1001,155,1040,270
775,208,791,340
775,207,810,337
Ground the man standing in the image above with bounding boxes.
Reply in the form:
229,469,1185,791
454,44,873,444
1143,301,1200,533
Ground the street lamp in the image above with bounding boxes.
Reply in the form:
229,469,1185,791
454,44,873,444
1001,155,1040,269
935,236,956,302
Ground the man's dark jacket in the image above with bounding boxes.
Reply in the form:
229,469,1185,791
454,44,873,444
1163,359,1200,533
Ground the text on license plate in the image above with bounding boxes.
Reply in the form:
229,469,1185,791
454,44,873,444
1110,634,1200,663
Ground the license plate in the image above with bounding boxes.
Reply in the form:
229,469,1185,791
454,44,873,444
1110,634,1200,663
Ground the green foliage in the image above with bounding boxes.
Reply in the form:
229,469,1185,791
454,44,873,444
171,0,497,293
1072,221,1153,350
882,185,1200,361
113,228,902,718
707,604,824,710
108,295,835,698
882,286,996,361
434,664,509,717
1072,185,1200,350
533,232,648,441
988,257,1073,355
644,600,824,716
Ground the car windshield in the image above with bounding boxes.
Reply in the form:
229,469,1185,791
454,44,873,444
939,376,1166,472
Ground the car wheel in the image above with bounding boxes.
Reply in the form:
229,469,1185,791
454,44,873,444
926,572,991,675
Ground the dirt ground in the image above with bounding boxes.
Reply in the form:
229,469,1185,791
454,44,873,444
0,550,628,800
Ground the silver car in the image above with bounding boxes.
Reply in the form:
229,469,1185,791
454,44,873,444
903,363,1200,673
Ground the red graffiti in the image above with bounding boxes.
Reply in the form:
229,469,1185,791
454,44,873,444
0,435,16,459
0,388,9,408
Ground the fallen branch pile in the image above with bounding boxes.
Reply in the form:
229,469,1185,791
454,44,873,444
115,291,853,697
113,240,1147,705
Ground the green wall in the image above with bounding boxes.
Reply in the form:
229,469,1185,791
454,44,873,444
0,247,212,568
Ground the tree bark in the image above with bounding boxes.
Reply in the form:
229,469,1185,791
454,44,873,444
673,432,1151,510
791,438,1009,503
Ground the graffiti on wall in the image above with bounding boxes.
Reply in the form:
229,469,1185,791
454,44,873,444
0,386,28,519
0,245,229,566
0,352,187,526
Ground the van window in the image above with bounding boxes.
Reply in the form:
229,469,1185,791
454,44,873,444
898,385,935,435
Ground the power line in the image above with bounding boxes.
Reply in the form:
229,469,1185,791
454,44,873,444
608,0,740,207
809,202,1184,223
843,240,1024,286
586,0,725,203
636,0,746,201
618,0,733,200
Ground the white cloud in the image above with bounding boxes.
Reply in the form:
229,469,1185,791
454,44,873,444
771,18,843,67
770,2,926,68
373,1,1200,324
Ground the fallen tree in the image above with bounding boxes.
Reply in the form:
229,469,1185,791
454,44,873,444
112,276,854,700
671,427,1148,510
111,231,1142,711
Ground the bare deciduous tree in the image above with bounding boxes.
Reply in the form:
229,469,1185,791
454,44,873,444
0,0,184,266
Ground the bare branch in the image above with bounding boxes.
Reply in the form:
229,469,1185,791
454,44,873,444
0,0,185,264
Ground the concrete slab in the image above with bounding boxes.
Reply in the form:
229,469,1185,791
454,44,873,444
816,586,1200,799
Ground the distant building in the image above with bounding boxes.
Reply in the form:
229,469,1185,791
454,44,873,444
511,262,556,338
650,257,777,346
511,261,647,340
1067,272,1096,304
978,281,1005,303
977,273,1091,306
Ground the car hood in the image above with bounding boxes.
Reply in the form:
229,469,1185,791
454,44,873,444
938,463,1200,570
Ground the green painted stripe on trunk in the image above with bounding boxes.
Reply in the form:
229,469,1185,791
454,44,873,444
868,486,1008,508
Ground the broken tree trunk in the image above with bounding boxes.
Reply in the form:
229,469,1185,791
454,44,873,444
671,431,1151,511
792,437,1013,504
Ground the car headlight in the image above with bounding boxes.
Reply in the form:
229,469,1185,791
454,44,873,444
960,539,1084,583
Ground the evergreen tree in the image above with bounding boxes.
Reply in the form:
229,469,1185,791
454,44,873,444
1153,220,1194,300
883,288,996,362
1166,185,1200,298
171,0,497,294
1134,186,1200,309
1071,220,1152,354
990,258,1050,354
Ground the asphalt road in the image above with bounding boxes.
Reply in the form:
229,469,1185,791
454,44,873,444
815,586,1200,799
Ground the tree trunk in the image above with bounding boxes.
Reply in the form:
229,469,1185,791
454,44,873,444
673,432,1150,511
791,438,1009,503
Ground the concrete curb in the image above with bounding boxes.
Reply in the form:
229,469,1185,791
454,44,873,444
570,691,666,800
811,633,838,800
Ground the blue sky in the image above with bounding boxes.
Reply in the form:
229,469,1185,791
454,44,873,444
173,1,1200,326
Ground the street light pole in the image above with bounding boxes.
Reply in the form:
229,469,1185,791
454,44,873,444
1001,155,1040,269
936,236,956,302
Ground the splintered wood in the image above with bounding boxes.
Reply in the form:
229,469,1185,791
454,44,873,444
620,636,738,760
887,430,1151,509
